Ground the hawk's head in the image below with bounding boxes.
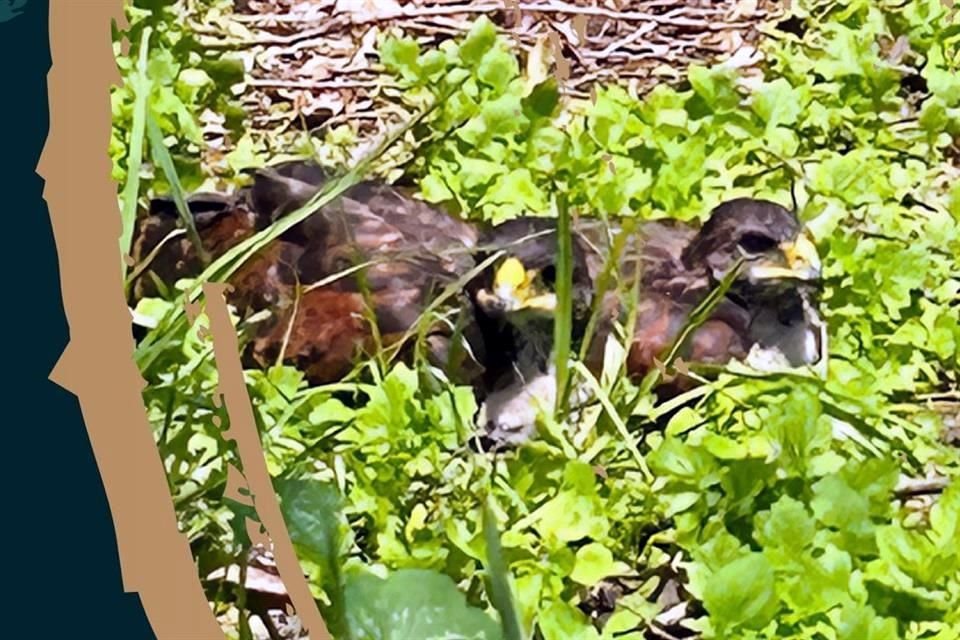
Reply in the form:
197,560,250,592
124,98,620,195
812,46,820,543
681,198,821,292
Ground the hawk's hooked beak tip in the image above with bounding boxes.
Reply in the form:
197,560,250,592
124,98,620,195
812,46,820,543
520,292,559,313
783,232,822,281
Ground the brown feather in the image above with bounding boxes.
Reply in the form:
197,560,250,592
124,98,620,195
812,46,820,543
249,288,370,385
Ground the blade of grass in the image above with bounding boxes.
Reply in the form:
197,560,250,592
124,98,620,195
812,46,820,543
145,111,210,265
645,383,714,421
553,193,573,419
575,217,635,367
561,213,645,415
481,496,523,640
572,361,653,482
662,259,746,370
618,270,643,389
276,277,303,369
635,257,746,400
118,26,152,278
622,260,746,423
124,227,186,292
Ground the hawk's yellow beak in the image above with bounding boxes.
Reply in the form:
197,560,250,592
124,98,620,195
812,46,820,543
494,258,529,297
748,231,821,282
479,257,557,315
783,232,821,279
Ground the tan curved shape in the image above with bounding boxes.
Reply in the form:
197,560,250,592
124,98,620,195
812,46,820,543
40,2,331,638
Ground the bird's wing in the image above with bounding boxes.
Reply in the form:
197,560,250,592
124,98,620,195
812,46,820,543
352,184,481,268
627,219,705,297
227,240,305,314
568,216,704,296
296,180,481,282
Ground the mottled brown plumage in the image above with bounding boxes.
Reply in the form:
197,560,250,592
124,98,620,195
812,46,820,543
130,159,492,387
127,192,264,306
237,162,486,386
474,198,824,388
129,159,823,429
470,199,825,449
247,288,370,385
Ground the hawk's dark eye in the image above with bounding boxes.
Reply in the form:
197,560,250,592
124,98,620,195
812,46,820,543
541,265,556,287
738,232,777,254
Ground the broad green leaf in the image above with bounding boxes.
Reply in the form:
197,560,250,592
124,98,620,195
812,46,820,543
522,77,560,120
764,388,826,475
752,77,804,129
481,168,548,212
459,16,498,66
688,64,741,112
275,478,344,578
648,437,720,488
418,49,448,80
569,543,631,585
830,602,899,640
531,462,609,544
929,480,959,550
345,569,504,640
701,553,779,632
420,173,455,202
754,495,815,552
537,600,601,640
381,36,421,82
481,93,527,138
307,398,355,428
478,46,518,94
275,478,350,636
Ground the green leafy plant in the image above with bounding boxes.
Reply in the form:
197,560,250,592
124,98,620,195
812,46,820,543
113,1,960,639
276,477,506,640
